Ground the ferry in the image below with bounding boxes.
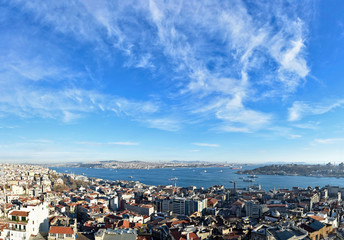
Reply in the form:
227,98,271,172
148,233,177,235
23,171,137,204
230,166,242,169
243,178,254,182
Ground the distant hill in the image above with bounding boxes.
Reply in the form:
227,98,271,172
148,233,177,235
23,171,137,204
239,163,344,177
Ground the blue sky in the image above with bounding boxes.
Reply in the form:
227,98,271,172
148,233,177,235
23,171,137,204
1,0,344,163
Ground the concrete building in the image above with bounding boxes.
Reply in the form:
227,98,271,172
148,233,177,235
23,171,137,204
172,197,186,215
245,201,261,218
124,202,154,216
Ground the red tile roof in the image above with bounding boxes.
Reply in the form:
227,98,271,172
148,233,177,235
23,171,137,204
9,211,29,217
309,215,325,221
49,226,74,235
117,220,130,229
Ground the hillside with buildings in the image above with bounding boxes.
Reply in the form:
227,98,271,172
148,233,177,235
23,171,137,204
1,163,344,240
47,160,228,170
239,163,344,177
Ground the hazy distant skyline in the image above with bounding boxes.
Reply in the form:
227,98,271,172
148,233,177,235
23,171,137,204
0,1,344,163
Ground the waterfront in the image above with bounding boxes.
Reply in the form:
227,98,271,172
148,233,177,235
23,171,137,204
51,166,344,191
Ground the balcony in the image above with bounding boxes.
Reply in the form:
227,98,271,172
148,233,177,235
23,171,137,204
6,226,26,232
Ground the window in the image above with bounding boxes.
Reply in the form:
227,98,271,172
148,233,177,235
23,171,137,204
50,233,56,237
66,234,72,238
12,216,16,221
58,233,64,239
22,217,26,221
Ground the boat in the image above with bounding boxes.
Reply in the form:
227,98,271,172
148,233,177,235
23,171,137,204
203,170,207,173
172,168,175,171
229,180,234,183
248,175,258,178
219,170,223,173
128,176,133,179
243,178,254,182
230,166,242,169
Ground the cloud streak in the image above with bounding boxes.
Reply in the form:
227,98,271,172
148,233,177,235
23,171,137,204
313,138,344,144
193,143,220,148
288,99,344,121
76,141,139,146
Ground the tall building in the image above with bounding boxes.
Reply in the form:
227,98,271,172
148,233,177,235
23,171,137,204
245,201,261,218
172,197,186,215
109,195,119,211
185,198,206,215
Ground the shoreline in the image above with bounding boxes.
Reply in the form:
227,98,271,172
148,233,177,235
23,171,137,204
238,172,344,179
50,166,344,191
50,165,230,170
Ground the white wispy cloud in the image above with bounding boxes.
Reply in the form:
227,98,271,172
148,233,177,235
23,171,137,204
192,143,220,148
189,149,200,152
76,141,139,146
288,100,344,121
144,0,311,131
293,121,320,130
268,126,303,140
313,138,344,144
1,0,314,133
108,142,139,146
31,139,54,144
144,118,182,132
288,134,302,139
0,80,166,128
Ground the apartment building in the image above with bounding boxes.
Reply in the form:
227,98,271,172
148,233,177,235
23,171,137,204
4,202,49,240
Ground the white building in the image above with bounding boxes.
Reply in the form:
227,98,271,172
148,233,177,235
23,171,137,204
48,226,75,240
4,202,49,240
10,186,25,195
